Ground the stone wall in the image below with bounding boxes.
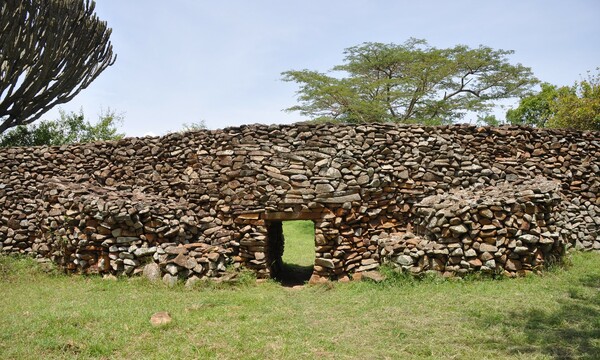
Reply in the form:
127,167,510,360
0,123,598,282
380,178,566,277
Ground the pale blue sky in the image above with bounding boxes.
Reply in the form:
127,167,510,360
45,0,600,136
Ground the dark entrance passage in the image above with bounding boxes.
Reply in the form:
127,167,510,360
266,220,315,286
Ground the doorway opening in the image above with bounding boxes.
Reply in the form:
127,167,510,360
267,220,315,286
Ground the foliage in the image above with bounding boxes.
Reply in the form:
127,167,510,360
162,120,207,136
548,69,600,131
507,69,600,131
0,108,125,147
506,83,565,127
181,120,207,132
0,0,116,134
0,252,599,359
476,113,503,127
282,38,538,125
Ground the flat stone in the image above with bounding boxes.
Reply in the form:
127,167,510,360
356,174,370,185
116,237,138,244
172,253,189,267
162,273,178,287
319,167,342,178
361,271,386,282
484,259,496,269
358,263,379,271
165,246,187,255
505,259,522,271
317,193,361,204
192,264,204,274
468,258,482,267
308,274,329,284
143,263,161,282
538,237,554,245
165,264,178,276
150,311,172,326
479,243,498,253
315,183,334,193
134,247,156,257
449,225,468,235
479,209,494,219
512,245,528,254
394,254,414,266
480,252,494,261
361,258,378,266
272,145,290,153
315,258,335,269
207,253,220,262
465,248,477,257
451,248,464,256
290,174,308,181
184,257,198,270
351,272,363,281
519,234,539,244
123,259,139,267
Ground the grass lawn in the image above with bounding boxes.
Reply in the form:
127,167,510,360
1,226,599,359
281,220,315,267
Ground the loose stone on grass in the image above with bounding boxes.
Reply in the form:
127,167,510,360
150,312,172,326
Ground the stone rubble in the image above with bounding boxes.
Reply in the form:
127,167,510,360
379,178,566,276
150,311,172,326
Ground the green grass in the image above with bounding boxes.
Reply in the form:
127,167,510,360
277,220,315,285
1,251,599,359
281,220,315,267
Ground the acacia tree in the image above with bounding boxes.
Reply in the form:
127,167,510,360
282,39,538,124
0,0,116,134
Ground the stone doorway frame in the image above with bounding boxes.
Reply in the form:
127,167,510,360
263,211,321,281
236,208,337,282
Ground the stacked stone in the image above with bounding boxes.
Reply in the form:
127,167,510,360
562,199,600,251
380,179,566,277
156,243,228,283
13,179,233,279
1,123,599,281
233,214,271,278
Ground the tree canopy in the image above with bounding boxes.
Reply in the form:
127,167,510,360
505,83,564,128
282,39,538,125
0,108,124,147
507,69,600,131
0,0,116,134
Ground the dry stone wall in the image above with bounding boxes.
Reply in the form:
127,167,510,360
380,178,566,277
0,123,598,282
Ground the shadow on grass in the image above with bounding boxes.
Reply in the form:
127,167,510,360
273,262,313,287
480,274,600,359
